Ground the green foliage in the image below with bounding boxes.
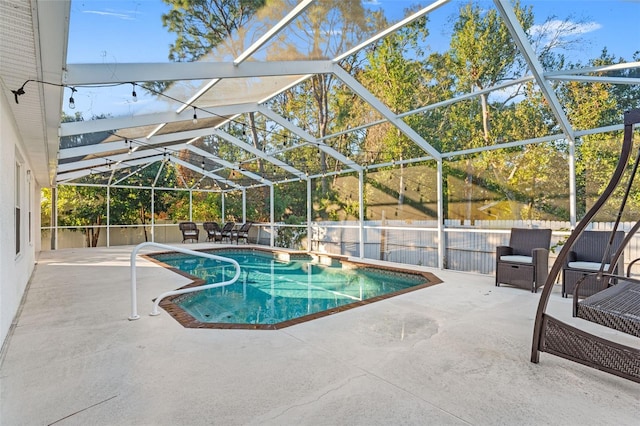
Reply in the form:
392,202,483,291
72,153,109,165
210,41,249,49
56,183,106,247
48,1,640,242
161,0,266,61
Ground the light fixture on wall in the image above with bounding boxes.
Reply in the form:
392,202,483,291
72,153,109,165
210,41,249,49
192,107,198,124
131,83,137,102
11,85,26,104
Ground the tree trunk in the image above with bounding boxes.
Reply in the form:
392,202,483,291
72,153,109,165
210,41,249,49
140,207,148,242
313,75,329,195
91,215,101,247
480,92,491,142
249,112,269,212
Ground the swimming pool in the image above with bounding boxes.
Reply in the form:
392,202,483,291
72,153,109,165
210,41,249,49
148,248,441,329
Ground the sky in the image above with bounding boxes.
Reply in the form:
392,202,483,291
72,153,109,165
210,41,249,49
65,0,639,118
67,0,640,63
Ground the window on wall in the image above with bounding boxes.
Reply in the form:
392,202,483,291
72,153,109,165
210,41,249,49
15,161,21,255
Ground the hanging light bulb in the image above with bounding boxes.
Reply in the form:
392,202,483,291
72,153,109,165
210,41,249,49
68,87,77,109
131,83,137,102
192,107,198,124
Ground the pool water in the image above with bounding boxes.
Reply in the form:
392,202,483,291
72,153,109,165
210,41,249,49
150,249,438,329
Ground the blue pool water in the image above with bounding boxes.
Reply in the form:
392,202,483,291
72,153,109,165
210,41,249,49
150,249,433,328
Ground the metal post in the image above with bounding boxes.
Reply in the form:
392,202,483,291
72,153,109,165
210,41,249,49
437,159,445,269
151,187,155,242
106,185,110,247
189,189,193,221
270,184,275,247
222,192,225,221
358,170,365,258
242,188,247,223
307,178,312,252
51,186,57,250
569,138,577,227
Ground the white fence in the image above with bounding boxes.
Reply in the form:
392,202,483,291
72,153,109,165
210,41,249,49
311,220,640,275
41,220,640,276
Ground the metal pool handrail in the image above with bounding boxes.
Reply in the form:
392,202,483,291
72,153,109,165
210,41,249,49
129,242,241,320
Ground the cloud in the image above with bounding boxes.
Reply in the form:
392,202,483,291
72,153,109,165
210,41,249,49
530,19,602,38
83,9,136,21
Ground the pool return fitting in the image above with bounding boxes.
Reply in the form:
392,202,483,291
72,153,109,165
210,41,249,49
129,242,241,320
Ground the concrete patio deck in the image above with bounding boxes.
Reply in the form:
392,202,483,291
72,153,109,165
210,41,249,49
1,244,638,425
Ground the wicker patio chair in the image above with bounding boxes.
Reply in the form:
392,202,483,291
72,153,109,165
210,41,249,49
231,222,252,244
178,222,199,243
495,228,552,292
202,222,222,242
220,221,235,242
562,230,625,298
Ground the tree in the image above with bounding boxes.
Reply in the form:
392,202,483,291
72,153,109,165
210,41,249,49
355,14,430,216
161,0,266,62
448,1,533,143
56,183,106,247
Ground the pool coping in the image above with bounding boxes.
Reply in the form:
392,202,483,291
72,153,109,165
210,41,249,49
144,246,443,330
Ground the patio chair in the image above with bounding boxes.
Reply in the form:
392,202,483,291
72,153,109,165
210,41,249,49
231,222,253,244
495,228,552,292
179,222,199,243
561,230,624,298
202,222,222,242
220,221,235,242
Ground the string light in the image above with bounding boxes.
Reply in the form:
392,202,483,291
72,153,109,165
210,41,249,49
11,79,381,186
68,87,77,109
12,79,318,162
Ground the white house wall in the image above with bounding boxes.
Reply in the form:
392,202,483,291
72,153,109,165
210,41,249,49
1,90,38,350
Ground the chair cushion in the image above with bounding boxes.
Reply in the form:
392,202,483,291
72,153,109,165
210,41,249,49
500,255,532,264
568,261,610,271
184,230,197,235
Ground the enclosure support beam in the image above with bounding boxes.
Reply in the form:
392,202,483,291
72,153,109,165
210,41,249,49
437,160,445,269
189,190,193,221
333,66,442,160
307,178,312,252
52,187,58,250
222,193,225,222
151,188,155,243
270,185,275,247
569,141,577,227
359,170,365,259
242,188,247,223
106,185,111,248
